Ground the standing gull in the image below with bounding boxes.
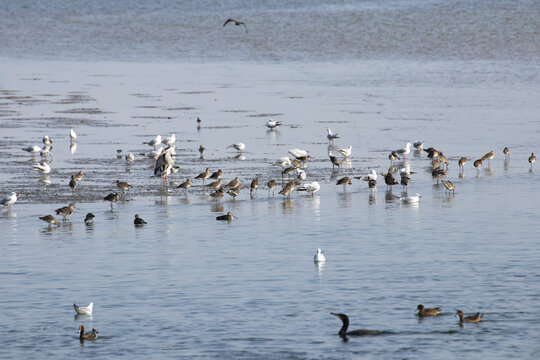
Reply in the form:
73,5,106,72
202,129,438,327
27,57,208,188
1,192,18,210
395,142,411,158
338,145,352,159
144,135,162,149
297,181,320,196
162,134,176,146
326,128,339,141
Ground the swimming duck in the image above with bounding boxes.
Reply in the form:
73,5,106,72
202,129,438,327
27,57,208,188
456,310,483,323
417,304,441,317
78,325,98,340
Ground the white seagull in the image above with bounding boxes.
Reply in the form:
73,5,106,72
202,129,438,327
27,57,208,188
338,145,352,158
125,153,135,162
326,128,339,141
32,161,51,175
162,134,176,146
361,169,377,182
400,193,422,203
74,302,93,315
271,157,292,169
42,135,53,145
288,148,309,159
22,145,41,154
297,181,320,196
227,143,245,152
413,141,424,150
296,169,307,182
265,119,282,129
70,129,77,142
314,248,326,263
0,192,18,209
144,135,162,149
395,142,411,158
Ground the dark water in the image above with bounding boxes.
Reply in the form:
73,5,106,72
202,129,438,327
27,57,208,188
1,1,540,359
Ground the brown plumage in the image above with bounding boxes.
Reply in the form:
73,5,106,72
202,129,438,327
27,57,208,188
250,178,258,193
39,215,60,226
69,175,77,191
383,172,398,187
529,152,536,168
134,214,147,225
55,203,75,220
216,211,234,221
441,180,455,195
329,154,340,169
417,304,442,317
473,159,483,169
78,325,98,340
456,310,483,324
104,193,120,209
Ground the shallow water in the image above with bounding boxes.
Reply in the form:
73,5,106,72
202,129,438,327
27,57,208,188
1,0,540,359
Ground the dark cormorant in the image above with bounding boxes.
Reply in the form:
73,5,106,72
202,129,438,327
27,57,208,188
330,313,388,338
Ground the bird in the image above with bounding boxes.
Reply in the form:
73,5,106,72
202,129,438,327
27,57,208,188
395,142,411,158
1,192,18,209
216,211,235,221
329,154,340,170
266,118,281,129
144,135,162,149
272,157,292,169
481,150,495,166
104,193,120,209
389,151,400,164
400,193,422,203
227,188,240,200
458,157,467,171
473,159,483,169
224,177,241,189
383,172,399,188
74,171,85,181
84,213,95,225
195,168,211,186
162,134,176,146
32,161,51,175
456,310,483,324
223,19,248,33
326,128,339,141
115,180,132,194
69,175,77,191
78,325,98,340
227,143,245,152
211,187,225,200
250,178,258,193
297,181,320,196
296,169,307,183
125,153,135,162
279,182,296,197
209,169,223,180
417,304,441,317
199,145,206,158
22,145,41,154
400,175,410,190
288,149,309,160
197,116,202,124
55,203,75,220
74,302,93,315
154,146,175,186
368,179,377,190
134,214,147,225
39,215,60,226
529,153,536,168
336,176,352,190
441,180,455,195
503,147,510,158
42,135,53,145
314,248,326,263
432,167,448,183
338,145,352,158
70,129,77,142
359,169,377,182
330,313,387,338
413,141,424,150
177,178,192,193
267,179,276,195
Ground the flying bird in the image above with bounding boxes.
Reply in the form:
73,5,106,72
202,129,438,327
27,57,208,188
223,19,248,33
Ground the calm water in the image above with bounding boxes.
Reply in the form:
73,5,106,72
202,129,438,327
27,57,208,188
1,0,540,359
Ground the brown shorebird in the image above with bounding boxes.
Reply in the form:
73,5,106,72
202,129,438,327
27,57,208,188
84,213,95,225
195,168,211,186
424,147,440,159
435,153,449,168
389,151,400,164
282,166,297,180
267,179,276,195
69,175,77,191
74,171,85,181
224,177,241,189
211,187,225,200
432,168,447,183
55,203,75,221
199,145,206,158
481,150,494,166
400,175,410,190
279,182,296,197
209,169,223,180
39,215,60,226
206,179,223,191
336,176,352,191
223,19,248,33
250,178,258,193
529,152,536,168
503,147,510,158
134,214,147,225
417,304,442,317
104,193,120,210
441,180,455,195
329,154,340,170
115,180,133,193
473,159,483,169
177,178,192,193
227,188,240,200
216,211,234,221
458,157,467,172
456,310,483,324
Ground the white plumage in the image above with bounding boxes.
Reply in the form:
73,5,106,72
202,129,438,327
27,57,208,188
74,302,93,315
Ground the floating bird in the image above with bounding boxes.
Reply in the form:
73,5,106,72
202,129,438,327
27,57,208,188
78,325,98,340
227,188,240,200
177,178,192,193
199,145,206,158
74,171,85,181
227,143,245,152
55,203,75,220
70,129,77,142
503,147,510,158
84,213,95,225
266,118,281,129
162,134,176,146
134,214,147,225
22,145,41,154
456,310,483,324
330,313,387,338
395,142,411,158
195,168,211,186
154,146,175,186
125,153,135,162
74,302,93,315
336,176,352,190
144,135,162,149
69,175,77,191
223,18,248,33
417,304,441,317
297,181,320,196
529,153,536,168
250,178,258,193
314,248,326,263
338,145,352,158
441,180,455,195
32,161,51,175
288,148,309,159
400,193,422,203
210,169,223,180
104,193,120,209
413,141,424,150
224,177,241,189
39,215,60,226
216,211,235,221
1,192,17,209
